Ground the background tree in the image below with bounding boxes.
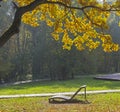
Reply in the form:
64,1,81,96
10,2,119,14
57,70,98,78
1,0,120,83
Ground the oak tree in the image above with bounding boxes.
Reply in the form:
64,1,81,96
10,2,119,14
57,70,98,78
0,0,120,52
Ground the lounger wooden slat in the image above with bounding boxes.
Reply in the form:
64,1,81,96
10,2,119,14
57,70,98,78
49,85,87,103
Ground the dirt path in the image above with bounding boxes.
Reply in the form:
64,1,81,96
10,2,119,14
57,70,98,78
0,89,120,99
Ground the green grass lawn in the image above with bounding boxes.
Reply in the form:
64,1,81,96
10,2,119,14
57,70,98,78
0,93,120,112
0,76,120,112
0,76,120,95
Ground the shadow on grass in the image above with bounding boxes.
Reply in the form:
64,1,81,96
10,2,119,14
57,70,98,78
49,99,91,104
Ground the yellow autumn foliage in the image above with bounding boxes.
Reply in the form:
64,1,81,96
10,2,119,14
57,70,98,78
13,0,120,52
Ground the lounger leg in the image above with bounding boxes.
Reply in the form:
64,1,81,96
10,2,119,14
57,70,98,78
84,87,89,103
49,98,53,103
84,87,87,101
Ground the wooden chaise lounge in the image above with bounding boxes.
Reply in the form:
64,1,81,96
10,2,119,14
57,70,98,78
49,85,87,103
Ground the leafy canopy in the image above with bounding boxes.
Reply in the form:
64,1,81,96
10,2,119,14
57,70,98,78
2,0,120,52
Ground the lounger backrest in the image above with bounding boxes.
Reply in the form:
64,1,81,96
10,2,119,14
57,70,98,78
70,85,86,100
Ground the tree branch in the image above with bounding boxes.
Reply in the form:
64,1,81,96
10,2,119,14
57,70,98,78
46,1,120,12
0,0,47,47
0,0,120,47
0,0,3,7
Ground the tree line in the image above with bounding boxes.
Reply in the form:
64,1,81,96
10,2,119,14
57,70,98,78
0,1,120,83
0,22,120,83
